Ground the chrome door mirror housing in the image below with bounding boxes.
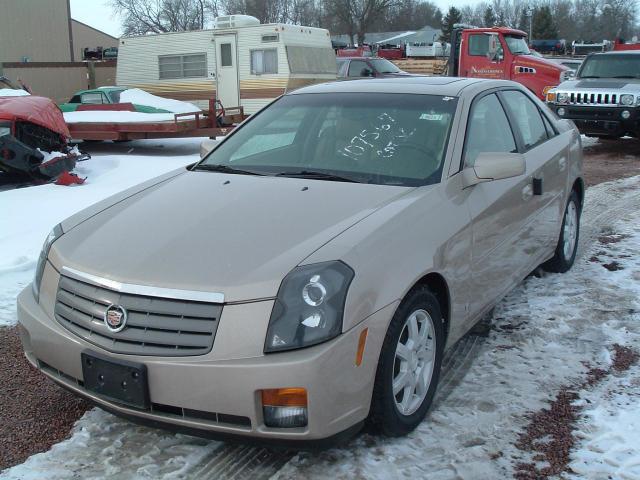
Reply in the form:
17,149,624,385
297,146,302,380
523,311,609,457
200,138,220,159
462,152,526,188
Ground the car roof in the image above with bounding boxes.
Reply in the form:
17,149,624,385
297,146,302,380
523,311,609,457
289,76,516,98
73,87,125,95
336,57,385,60
592,50,640,56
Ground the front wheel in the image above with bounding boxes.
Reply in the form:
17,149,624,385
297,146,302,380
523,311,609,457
369,286,444,436
543,190,581,273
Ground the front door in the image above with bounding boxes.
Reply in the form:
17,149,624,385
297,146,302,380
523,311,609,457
214,34,240,108
462,92,530,318
462,33,507,79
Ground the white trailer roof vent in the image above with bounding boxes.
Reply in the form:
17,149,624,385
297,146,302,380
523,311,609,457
213,15,260,29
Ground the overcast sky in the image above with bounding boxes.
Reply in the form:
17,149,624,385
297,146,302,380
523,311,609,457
70,0,486,38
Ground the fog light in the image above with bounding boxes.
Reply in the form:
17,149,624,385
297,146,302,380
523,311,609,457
262,388,308,428
557,107,566,117
621,110,631,119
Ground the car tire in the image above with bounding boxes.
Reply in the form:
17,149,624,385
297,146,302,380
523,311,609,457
543,190,581,273
369,286,445,437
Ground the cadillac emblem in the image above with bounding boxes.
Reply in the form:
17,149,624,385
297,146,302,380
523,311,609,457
104,305,127,332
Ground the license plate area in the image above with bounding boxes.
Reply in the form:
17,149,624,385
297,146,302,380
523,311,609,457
81,351,149,410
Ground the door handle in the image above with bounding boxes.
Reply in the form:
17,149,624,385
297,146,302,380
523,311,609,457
558,156,567,171
522,184,533,201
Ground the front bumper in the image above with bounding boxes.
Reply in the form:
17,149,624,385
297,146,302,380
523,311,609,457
17,267,397,445
549,105,640,137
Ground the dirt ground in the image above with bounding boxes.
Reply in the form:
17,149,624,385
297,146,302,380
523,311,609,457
582,136,640,186
0,136,638,472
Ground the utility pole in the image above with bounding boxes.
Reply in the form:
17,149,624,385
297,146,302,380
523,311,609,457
528,6,534,43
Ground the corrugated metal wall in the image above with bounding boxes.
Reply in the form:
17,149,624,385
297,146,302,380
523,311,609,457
0,0,73,62
2,62,116,104
71,20,119,62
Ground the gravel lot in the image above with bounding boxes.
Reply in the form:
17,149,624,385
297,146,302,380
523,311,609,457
0,136,638,475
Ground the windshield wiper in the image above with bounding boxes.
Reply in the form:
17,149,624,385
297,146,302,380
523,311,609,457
579,75,600,79
612,75,638,79
192,164,265,176
275,170,361,183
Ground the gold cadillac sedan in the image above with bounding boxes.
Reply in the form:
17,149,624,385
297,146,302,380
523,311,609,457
18,77,583,447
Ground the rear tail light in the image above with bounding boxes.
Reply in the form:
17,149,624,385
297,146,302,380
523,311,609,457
261,388,308,428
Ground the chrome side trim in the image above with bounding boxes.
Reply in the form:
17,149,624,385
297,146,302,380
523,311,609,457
61,266,225,304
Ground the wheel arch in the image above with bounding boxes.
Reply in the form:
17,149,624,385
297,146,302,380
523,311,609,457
411,272,451,342
572,177,585,208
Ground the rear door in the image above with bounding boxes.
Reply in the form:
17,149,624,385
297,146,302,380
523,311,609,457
499,90,568,259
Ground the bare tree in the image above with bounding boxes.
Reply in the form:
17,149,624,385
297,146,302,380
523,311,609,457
326,0,399,44
112,0,208,35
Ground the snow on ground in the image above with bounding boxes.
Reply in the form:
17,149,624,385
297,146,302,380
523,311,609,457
1,167,639,479
0,138,202,327
0,89,30,97
570,364,640,479
119,89,201,114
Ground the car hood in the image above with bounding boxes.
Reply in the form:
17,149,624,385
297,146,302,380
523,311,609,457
51,171,411,302
556,78,640,91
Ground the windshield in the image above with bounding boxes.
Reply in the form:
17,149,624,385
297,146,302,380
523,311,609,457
198,93,458,187
368,58,401,74
505,35,530,55
578,54,640,78
107,89,125,103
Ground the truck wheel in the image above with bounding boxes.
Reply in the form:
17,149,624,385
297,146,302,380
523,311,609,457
369,286,444,436
543,190,581,273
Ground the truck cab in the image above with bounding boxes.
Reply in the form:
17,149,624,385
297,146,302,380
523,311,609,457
449,27,570,100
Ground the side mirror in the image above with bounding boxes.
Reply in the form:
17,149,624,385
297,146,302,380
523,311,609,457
486,33,502,62
200,138,220,159
462,152,525,188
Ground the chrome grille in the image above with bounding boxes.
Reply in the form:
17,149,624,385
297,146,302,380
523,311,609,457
565,92,618,105
55,275,222,356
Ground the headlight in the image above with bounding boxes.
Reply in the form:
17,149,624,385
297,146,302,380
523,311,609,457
620,94,635,106
32,224,63,302
264,261,354,353
560,70,574,81
556,93,569,104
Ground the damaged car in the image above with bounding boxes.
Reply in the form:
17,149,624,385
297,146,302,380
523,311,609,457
0,93,88,182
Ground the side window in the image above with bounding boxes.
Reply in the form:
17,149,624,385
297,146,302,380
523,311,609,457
250,49,278,74
541,112,557,138
348,60,369,77
336,59,348,76
500,90,548,150
464,93,517,167
80,92,105,104
468,34,489,56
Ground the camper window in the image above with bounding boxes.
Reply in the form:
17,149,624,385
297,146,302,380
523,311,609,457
251,49,278,75
159,53,207,79
262,34,279,43
220,44,233,67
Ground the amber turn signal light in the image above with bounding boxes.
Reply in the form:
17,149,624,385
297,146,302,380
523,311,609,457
355,328,368,366
261,387,308,407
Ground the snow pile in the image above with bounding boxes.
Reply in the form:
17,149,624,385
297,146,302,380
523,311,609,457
0,138,202,327
63,89,201,124
64,111,196,124
0,89,30,97
119,88,201,114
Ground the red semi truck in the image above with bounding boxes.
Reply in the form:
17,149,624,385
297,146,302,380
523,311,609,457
448,26,571,100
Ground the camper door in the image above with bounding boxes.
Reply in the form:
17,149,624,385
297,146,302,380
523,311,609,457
214,34,240,108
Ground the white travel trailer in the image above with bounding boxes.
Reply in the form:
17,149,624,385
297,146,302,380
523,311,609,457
116,15,336,114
